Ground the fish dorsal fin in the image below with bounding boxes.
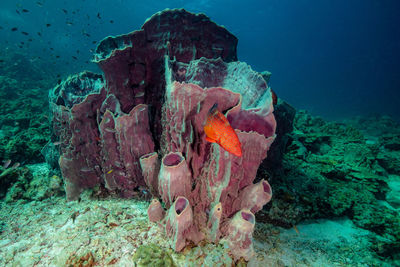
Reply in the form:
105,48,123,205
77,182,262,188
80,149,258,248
205,136,217,143
208,103,218,115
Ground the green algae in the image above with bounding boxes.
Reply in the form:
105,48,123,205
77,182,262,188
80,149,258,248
132,244,176,267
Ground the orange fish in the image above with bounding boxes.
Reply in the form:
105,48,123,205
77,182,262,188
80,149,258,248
203,103,242,157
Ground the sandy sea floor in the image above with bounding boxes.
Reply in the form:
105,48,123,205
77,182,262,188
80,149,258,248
0,192,387,267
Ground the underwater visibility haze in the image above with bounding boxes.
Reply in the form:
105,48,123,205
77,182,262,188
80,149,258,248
0,0,399,266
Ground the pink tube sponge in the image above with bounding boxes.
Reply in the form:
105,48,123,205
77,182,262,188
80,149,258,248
158,152,192,207
50,10,277,260
165,196,193,251
140,152,160,196
147,198,165,222
98,104,155,197
235,179,272,214
222,209,255,261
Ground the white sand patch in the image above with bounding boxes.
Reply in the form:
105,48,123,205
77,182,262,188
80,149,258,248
251,218,374,266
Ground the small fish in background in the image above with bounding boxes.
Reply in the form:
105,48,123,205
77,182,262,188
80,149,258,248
2,159,11,169
11,27,18,31
11,162,20,169
29,56,38,63
21,31,29,35
203,103,242,157
46,23,51,27
16,10,20,15
109,20,114,23
72,56,77,60
134,91,145,98
36,1,43,7
62,9,68,14
22,9,29,13
37,32,42,36
97,12,101,19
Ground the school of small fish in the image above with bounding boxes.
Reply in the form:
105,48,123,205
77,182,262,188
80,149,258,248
0,1,118,68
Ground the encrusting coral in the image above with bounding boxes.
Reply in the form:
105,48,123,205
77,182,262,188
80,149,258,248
132,244,176,267
49,9,276,261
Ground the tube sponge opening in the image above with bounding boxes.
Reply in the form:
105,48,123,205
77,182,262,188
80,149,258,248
163,153,183,167
241,211,255,224
175,197,188,215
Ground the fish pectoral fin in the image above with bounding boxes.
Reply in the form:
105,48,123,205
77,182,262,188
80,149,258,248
205,136,217,143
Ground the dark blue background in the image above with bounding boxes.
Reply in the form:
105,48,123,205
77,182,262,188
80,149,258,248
1,0,399,120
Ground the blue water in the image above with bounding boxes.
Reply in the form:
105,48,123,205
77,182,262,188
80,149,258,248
0,0,399,120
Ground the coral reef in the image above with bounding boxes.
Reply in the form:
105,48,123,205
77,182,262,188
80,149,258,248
258,110,400,261
0,7,398,267
0,76,50,165
0,49,58,166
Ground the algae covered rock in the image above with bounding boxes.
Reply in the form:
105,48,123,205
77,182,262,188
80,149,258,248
1,163,63,202
346,115,400,175
23,163,63,200
258,110,399,260
2,166,32,202
262,99,296,171
132,244,176,267
0,165,21,198
386,175,400,209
